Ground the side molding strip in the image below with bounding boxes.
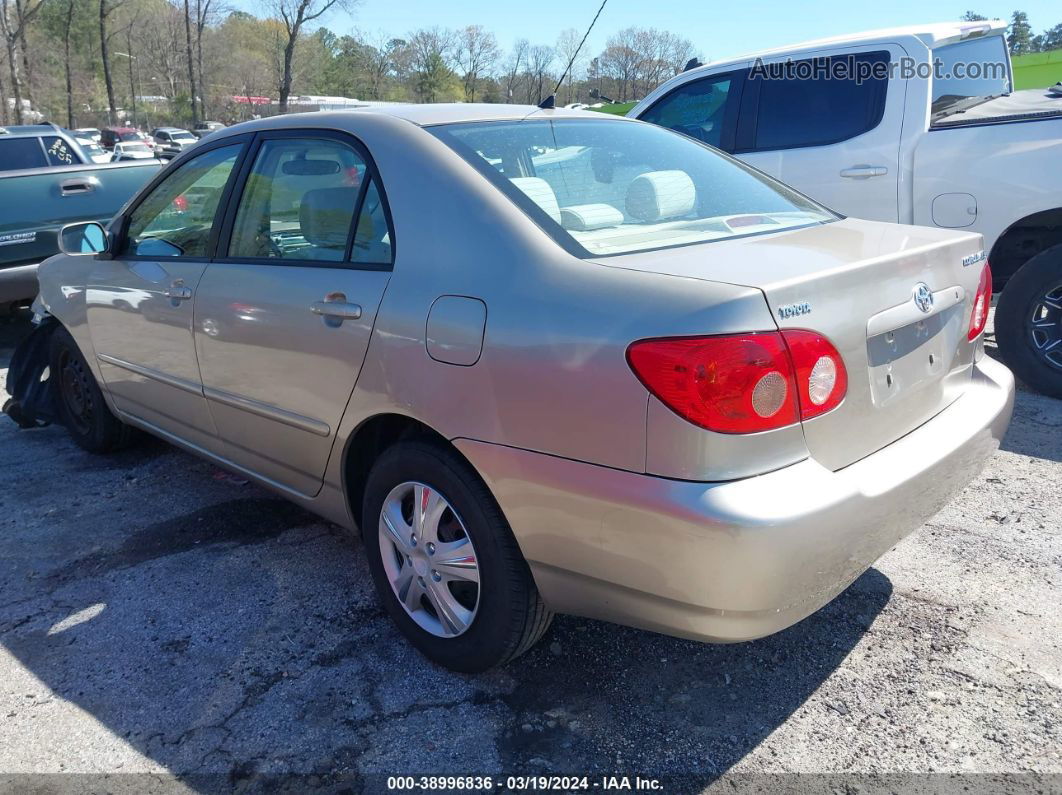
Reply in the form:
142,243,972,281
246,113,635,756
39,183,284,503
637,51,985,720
96,353,202,396
203,386,331,437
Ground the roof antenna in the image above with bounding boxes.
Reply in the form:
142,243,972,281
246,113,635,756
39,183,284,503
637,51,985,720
538,0,610,110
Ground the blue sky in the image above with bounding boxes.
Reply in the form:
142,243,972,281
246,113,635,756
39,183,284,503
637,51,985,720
265,0,1062,61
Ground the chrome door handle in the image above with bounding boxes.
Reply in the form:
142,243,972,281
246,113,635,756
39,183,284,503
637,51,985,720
310,300,362,319
59,177,98,196
163,283,192,301
839,165,888,179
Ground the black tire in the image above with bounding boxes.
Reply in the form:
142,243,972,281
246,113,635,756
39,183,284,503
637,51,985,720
995,245,1062,399
49,325,135,453
361,440,552,672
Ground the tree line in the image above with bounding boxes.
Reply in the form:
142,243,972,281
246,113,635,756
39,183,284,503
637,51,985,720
0,0,698,128
963,10,1062,54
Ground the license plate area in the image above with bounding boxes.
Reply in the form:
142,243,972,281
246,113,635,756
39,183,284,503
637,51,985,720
866,306,962,407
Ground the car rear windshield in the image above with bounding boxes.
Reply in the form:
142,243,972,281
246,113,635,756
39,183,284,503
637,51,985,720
429,118,836,256
931,35,1011,120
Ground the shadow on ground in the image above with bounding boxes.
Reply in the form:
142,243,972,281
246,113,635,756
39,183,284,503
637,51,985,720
1,308,887,790
0,448,892,790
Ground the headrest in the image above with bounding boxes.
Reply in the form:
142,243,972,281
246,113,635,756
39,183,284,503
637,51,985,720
299,187,357,249
560,203,625,231
510,177,562,224
625,170,696,222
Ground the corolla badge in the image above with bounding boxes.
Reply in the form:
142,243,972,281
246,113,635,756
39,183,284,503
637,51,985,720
913,283,934,314
961,250,986,267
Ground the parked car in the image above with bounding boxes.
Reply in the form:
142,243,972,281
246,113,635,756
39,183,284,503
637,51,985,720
151,126,198,157
0,124,161,305
5,106,1013,671
100,126,143,151
111,141,157,161
192,120,226,138
630,20,1062,397
71,133,111,164
74,127,101,143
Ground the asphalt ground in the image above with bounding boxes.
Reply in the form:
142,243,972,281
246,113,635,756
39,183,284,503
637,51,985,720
0,307,1059,794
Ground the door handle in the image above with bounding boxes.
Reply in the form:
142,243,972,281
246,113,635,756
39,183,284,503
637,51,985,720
59,177,98,196
311,291,362,322
839,165,888,179
311,301,362,319
163,282,192,301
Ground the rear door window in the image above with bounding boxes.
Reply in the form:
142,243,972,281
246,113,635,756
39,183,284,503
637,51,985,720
227,136,393,266
744,51,889,151
0,137,47,171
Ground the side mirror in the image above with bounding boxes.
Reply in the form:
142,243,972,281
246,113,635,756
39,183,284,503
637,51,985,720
58,221,108,256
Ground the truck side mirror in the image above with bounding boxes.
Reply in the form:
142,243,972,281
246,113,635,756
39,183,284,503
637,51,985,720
58,221,108,256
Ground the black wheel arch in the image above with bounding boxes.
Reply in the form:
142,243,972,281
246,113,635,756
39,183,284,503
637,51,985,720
989,208,1062,291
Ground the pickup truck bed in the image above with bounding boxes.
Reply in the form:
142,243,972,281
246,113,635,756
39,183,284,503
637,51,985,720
932,88,1062,128
0,160,160,304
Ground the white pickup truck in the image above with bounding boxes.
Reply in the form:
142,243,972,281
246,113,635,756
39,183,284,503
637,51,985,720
630,21,1062,397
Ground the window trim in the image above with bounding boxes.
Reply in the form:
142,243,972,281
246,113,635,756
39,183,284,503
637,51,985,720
213,128,396,272
636,68,747,154
733,50,890,154
109,133,254,261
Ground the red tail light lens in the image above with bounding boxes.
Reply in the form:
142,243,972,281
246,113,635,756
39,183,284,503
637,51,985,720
968,262,992,341
780,330,848,420
627,333,799,434
627,330,848,434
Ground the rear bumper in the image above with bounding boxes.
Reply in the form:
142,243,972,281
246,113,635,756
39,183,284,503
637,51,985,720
0,263,39,304
456,356,1014,642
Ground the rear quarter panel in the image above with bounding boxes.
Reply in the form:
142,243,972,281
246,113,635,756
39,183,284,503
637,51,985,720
912,118,1062,254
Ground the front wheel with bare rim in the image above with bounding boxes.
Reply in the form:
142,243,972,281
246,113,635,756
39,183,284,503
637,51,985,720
361,440,552,672
48,325,135,453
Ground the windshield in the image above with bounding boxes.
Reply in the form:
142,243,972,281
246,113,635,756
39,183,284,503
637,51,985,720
120,142,150,152
931,35,1011,119
173,132,196,141
118,131,140,141
430,118,836,256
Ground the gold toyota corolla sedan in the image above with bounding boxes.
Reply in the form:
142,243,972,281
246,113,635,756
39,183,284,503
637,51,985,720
4,105,1013,672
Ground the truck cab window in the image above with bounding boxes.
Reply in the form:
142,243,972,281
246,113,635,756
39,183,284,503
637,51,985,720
749,51,889,151
639,74,737,151
0,138,47,171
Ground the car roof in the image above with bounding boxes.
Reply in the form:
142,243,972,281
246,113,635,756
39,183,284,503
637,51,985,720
0,123,65,138
342,103,625,126
222,104,632,137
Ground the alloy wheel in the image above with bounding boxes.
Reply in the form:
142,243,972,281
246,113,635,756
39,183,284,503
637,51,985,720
1028,281,1062,371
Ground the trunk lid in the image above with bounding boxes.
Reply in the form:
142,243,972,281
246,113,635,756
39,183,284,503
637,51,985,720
597,218,988,470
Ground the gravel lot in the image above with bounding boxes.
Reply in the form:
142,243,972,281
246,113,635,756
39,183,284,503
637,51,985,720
0,308,1060,793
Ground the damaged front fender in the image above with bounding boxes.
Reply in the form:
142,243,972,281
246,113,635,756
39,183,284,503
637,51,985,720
3,315,59,428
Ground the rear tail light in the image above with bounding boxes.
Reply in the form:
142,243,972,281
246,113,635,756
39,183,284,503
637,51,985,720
626,330,847,434
968,262,992,341
780,330,848,420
